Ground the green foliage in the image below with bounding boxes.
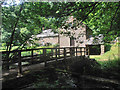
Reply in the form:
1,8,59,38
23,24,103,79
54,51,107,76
2,2,60,51
2,2,120,51
90,42,120,70
105,43,112,52
98,58,120,70
90,43,118,61
70,56,101,76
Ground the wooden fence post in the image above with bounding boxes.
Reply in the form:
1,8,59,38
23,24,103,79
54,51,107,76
51,49,53,58
87,47,90,56
18,51,22,76
70,47,73,60
84,48,86,56
43,48,47,67
87,47,89,56
79,47,82,56
64,48,68,69
72,47,75,56
58,49,60,58
70,47,72,56
64,48,66,60
82,48,83,56
70,47,74,56
76,47,77,57
55,48,58,61
76,47,78,60
31,50,33,64
5,52,9,70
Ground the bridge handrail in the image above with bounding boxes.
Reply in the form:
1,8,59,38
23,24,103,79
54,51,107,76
2,47,89,75
1,47,86,54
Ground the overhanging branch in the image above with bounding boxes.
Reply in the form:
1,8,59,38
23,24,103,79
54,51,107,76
106,3,120,34
7,3,24,51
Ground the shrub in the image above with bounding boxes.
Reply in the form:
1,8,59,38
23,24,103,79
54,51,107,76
105,43,112,52
69,56,101,76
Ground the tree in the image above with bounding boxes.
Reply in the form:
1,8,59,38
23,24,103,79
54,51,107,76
2,1,58,51
2,1,120,52
52,2,120,42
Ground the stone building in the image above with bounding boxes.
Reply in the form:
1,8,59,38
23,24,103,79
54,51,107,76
33,16,104,55
33,29,59,46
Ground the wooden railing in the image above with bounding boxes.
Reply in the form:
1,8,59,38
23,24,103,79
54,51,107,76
1,47,89,75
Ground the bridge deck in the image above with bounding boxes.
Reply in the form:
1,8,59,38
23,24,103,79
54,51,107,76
1,47,89,81
1,56,75,82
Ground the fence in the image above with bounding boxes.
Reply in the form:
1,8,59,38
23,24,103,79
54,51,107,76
1,47,89,75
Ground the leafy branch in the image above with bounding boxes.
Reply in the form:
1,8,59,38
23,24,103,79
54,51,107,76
106,2,120,34
7,3,24,51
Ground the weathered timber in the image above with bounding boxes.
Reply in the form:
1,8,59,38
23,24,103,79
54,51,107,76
31,50,34,64
2,47,89,75
18,51,22,76
43,48,47,67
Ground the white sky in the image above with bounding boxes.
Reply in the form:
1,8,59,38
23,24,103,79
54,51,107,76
2,0,21,7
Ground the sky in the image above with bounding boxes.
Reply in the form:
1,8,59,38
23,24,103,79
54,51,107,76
2,0,22,7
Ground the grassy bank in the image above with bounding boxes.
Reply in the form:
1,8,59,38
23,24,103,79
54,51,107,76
90,43,119,61
90,43,119,69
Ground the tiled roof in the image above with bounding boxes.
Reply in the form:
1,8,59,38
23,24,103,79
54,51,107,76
85,34,104,45
34,29,58,38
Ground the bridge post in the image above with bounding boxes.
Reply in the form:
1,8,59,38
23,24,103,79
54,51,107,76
51,49,53,58
4,52,10,70
43,48,47,67
55,48,58,61
64,48,66,60
86,46,90,56
70,47,73,60
64,48,68,69
76,47,77,56
18,50,22,76
84,47,86,56
73,47,75,56
31,49,33,64
70,47,71,56
58,49,60,58
80,47,82,56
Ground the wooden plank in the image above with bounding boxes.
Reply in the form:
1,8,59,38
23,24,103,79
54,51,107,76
63,48,66,60
63,48,67,67
51,49,53,58
58,49,60,58
18,51,22,76
3,52,10,70
43,48,47,67
2,47,87,66
88,47,90,56
84,48,86,55
55,48,58,61
80,47,82,56
76,47,77,56
31,50,33,64
1,47,86,54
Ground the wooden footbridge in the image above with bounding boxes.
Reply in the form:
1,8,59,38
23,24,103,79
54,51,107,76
1,47,89,75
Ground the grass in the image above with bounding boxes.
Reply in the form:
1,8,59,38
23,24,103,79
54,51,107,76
90,43,119,61
0,45,54,52
97,58,120,69
1,45,56,57
90,43,120,69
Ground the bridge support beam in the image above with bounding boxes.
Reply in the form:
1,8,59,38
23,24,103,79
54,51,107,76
43,49,47,67
17,51,23,77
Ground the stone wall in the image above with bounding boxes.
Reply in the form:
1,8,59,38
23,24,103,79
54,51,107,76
74,25,86,47
101,44,105,55
59,35,70,47
36,36,59,45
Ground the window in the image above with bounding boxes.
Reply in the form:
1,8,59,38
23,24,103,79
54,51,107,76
70,38,75,46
